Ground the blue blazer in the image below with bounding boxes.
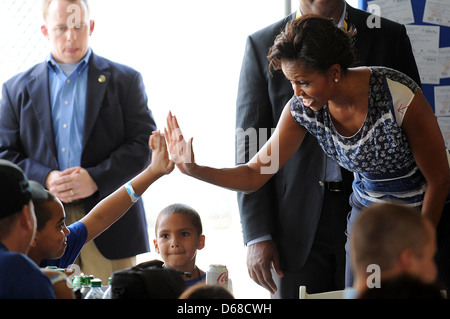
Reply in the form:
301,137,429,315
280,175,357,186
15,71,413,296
236,3,421,272
0,52,156,259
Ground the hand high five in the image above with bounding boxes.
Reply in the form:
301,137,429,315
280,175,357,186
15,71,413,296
149,130,175,177
165,111,197,175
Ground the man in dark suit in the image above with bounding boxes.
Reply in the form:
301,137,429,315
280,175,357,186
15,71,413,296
0,0,155,284
236,0,420,298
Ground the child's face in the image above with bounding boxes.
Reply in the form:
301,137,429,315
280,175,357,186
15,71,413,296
153,213,205,271
32,198,70,260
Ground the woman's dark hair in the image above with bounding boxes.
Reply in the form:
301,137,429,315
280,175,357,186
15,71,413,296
268,14,356,74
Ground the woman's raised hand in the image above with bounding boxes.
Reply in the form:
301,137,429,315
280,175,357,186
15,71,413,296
165,111,196,175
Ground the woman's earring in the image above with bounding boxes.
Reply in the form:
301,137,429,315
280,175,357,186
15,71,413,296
334,78,339,83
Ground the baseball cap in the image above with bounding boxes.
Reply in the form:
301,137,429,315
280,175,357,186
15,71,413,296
0,159,49,219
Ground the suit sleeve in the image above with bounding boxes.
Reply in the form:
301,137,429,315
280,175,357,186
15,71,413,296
85,71,156,199
0,81,54,184
235,35,276,244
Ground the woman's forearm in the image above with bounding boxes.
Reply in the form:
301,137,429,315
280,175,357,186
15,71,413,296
421,181,450,228
186,163,272,194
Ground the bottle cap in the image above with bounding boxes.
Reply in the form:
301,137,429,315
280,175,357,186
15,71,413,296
81,275,94,285
90,278,102,287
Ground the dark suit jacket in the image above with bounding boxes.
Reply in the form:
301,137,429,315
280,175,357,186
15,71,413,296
0,52,156,259
235,3,421,272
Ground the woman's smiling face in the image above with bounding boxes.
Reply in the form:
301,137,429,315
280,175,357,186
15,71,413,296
281,60,335,111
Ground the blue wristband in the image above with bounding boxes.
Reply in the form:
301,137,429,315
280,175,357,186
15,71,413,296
125,182,140,203
50,273,67,285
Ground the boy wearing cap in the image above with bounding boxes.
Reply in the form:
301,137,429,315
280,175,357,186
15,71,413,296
0,160,56,299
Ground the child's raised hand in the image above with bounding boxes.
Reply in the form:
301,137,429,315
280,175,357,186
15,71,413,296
149,130,175,176
165,111,196,175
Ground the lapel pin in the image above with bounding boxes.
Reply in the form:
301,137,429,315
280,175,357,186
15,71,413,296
98,75,106,83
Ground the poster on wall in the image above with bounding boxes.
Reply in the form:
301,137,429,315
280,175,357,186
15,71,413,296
361,0,450,146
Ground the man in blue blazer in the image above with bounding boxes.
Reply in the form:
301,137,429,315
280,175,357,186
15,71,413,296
0,0,155,283
236,0,421,298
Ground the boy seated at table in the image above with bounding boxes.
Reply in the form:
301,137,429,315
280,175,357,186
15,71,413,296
153,203,206,287
27,132,174,275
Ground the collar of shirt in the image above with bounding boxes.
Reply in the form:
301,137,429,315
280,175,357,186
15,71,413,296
296,2,348,30
46,47,92,77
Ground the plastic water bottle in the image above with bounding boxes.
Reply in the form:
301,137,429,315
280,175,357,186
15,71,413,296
84,278,104,299
80,275,94,299
102,277,112,299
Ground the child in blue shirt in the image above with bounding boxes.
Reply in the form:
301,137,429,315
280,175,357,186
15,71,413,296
0,160,56,299
0,242,56,299
27,131,174,271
